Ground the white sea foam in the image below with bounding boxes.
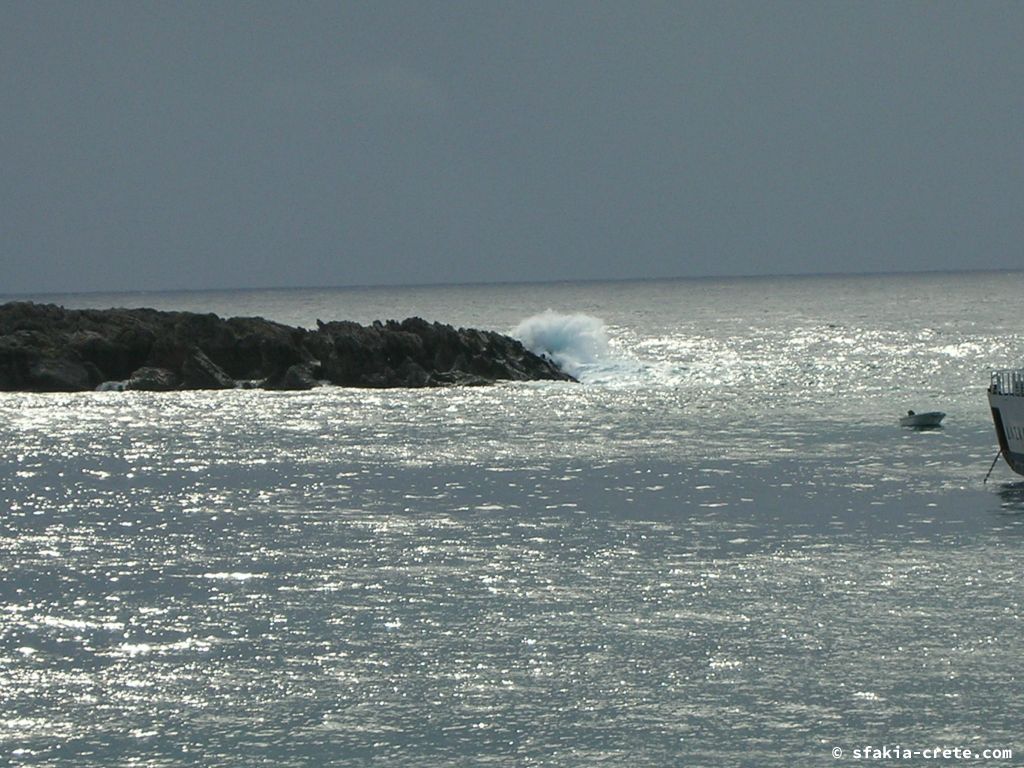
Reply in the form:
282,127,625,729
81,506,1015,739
512,310,684,386
511,311,610,379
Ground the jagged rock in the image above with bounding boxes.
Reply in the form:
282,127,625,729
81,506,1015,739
395,358,430,388
0,302,576,392
126,367,179,391
273,362,321,391
181,349,234,390
427,370,492,387
29,358,95,392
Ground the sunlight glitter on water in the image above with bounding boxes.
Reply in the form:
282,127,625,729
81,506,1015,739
2,274,1024,766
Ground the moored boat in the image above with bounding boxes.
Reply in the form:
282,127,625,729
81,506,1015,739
899,410,945,428
987,370,1024,476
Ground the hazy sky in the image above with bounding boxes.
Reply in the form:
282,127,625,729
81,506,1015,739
3,1,1022,294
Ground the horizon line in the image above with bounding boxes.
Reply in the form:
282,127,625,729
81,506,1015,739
3,266,1022,301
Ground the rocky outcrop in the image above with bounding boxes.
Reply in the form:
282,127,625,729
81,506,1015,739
0,302,575,392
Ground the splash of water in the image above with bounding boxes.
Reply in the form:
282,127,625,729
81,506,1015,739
512,310,690,387
512,311,610,379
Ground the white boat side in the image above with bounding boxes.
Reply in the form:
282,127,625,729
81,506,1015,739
900,411,945,427
987,369,1024,476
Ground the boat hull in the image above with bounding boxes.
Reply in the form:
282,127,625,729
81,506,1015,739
899,412,945,427
988,391,1024,476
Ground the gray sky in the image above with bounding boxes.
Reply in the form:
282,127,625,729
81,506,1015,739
2,1,1022,294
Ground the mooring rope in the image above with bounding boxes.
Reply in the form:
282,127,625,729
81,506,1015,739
983,450,1003,484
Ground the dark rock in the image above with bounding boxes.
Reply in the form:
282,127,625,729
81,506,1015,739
28,358,94,392
427,370,493,387
126,367,179,392
272,362,321,391
0,302,576,393
0,335,32,390
395,358,430,388
180,349,235,390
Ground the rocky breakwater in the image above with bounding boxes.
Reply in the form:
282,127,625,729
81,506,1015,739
0,302,575,392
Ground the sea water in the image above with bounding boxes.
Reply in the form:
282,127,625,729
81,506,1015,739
1,272,1022,766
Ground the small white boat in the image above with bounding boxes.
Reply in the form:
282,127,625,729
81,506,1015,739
900,410,945,428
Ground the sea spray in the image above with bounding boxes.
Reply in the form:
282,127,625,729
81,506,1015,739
512,310,688,386
512,311,610,379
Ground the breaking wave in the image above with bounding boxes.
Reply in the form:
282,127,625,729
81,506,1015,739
512,310,688,386
512,311,610,380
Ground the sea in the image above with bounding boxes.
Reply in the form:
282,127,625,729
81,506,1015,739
1,271,1022,767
